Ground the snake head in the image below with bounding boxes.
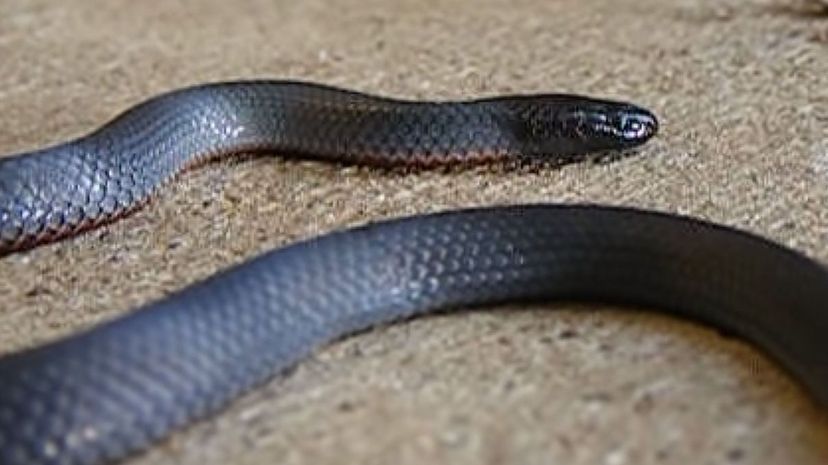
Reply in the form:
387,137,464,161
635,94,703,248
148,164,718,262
516,95,658,161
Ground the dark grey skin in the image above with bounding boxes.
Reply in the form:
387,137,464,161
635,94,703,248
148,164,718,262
1,80,826,465
1,205,827,465
0,80,657,254
31,81,823,465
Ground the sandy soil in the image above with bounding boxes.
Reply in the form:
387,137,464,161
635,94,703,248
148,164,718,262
1,0,827,463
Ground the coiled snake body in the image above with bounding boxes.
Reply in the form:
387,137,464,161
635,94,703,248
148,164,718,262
0,81,826,465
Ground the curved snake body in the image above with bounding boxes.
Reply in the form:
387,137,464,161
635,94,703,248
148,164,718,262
0,81,656,254
1,82,826,465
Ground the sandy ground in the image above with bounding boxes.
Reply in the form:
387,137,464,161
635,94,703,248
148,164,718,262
1,0,827,464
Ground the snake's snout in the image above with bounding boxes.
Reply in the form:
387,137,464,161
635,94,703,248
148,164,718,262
618,107,658,144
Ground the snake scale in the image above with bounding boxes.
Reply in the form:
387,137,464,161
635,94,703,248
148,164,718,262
0,80,826,465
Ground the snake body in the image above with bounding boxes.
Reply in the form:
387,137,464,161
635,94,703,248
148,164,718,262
1,81,826,465
0,81,656,254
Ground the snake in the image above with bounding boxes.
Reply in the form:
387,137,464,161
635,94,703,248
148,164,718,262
0,80,656,253
0,80,826,465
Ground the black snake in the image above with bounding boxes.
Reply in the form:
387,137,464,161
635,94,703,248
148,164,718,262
1,81,826,465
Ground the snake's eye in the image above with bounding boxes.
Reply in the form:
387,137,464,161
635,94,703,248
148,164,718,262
624,119,644,136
